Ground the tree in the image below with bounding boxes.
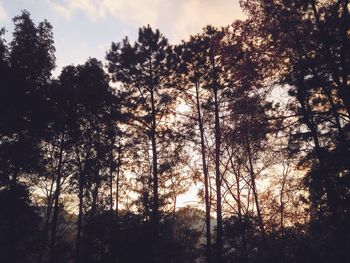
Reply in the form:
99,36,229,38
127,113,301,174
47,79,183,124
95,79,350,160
106,26,178,229
0,10,55,189
240,0,350,260
175,34,213,262
0,10,56,263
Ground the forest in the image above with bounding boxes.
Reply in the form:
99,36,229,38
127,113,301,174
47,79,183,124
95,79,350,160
0,0,349,262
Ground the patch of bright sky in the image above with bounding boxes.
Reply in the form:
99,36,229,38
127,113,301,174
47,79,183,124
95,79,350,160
0,0,246,76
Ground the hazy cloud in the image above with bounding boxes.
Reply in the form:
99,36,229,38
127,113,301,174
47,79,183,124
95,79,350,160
49,0,245,42
170,0,245,42
50,0,158,24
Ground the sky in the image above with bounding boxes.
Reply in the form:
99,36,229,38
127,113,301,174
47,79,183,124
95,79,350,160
0,0,245,76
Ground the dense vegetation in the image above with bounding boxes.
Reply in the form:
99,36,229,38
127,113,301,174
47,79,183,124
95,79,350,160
0,1,349,262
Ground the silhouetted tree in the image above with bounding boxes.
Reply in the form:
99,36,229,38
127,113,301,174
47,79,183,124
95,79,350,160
107,25,177,229
240,0,350,261
0,10,55,263
176,34,214,262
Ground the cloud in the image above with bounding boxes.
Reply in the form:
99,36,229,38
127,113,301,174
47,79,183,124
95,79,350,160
170,0,246,42
0,1,7,22
49,0,245,42
50,0,158,24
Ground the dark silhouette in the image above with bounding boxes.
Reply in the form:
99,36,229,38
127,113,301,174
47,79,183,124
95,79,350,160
1,3,349,262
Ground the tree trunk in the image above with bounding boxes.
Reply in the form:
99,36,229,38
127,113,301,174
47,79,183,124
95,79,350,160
109,139,114,212
213,84,223,262
49,132,65,263
279,163,289,236
245,137,267,243
91,149,101,217
10,132,22,190
38,174,55,263
195,81,212,262
75,146,85,263
116,147,121,217
91,181,100,217
75,174,84,263
232,161,249,263
150,87,159,228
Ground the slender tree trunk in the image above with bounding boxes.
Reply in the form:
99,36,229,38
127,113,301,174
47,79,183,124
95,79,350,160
109,136,118,263
116,147,121,217
209,38,223,261
91,181,100,217
245,137,267,243
49,133,65,263
234,169,241,218
195,81,212,262
213,85,223,262
109,139,114,212
91,150,101,217
173,191,177,218
75,147,85,263
75,174,84,263
150,87,159,227
233,162,248,263
38,175,55,263
10,132,22,190
280,164,288,236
